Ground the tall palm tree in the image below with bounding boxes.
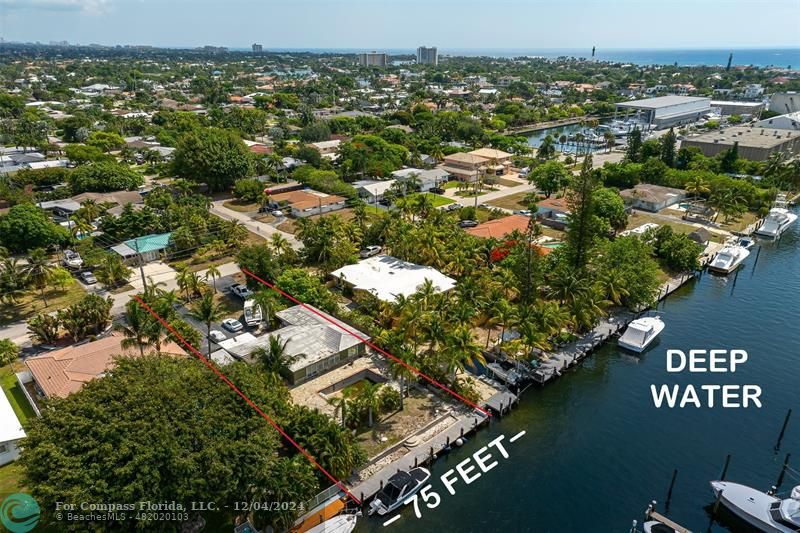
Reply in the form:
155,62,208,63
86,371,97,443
115,302,155,357
175,266,192,301
204,264,221,292
188,292,225,357
270,233,293,260
684,176,710,199
253,289,279,329
442,325,486,384
327,394,350,428
492,299,519,347
23,249,55,307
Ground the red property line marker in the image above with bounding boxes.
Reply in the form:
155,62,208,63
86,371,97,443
240,268,492,418
130,295,362,505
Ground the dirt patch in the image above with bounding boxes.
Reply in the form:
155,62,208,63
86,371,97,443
222,200,260,213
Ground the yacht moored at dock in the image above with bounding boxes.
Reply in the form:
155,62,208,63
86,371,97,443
710,481,800,533
368,467,430,516
708,245,750,274
756,194,798,238
618,316,665,353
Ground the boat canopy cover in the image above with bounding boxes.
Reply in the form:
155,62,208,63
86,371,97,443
622,323,651,345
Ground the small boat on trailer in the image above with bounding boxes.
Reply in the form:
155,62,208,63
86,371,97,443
305,511,359,533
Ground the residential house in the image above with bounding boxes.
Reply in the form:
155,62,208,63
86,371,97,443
112,232,173,263
330,255,456,303
309,140,341,160
391,168,450,191
267,189,346,218
465,214,532,239
0,392,25,466
440,152,489,183
468,148,513,176
536,196,571,229
620,184,686,212
353,179,397,203
22,333,184,405
217,305,369,385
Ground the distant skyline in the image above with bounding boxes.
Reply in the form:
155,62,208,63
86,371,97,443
1,0,798,50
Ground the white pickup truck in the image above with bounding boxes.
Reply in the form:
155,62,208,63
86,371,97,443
230,283,254,300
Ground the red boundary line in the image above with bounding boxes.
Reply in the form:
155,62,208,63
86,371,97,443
241,268,492,417
130,295,362,505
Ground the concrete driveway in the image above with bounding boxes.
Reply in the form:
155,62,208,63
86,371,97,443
210,200,301,250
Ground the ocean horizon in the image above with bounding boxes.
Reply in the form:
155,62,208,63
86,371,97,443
232,46,800,69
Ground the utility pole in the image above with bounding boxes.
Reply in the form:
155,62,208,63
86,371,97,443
133,238,147,293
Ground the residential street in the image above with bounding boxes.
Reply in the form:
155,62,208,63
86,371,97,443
210,200,302,250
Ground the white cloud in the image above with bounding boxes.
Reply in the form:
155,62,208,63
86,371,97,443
0,0,109,13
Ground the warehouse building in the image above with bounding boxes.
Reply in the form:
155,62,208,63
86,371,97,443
710,100,765,117
680,127,800,161
616,96,711,128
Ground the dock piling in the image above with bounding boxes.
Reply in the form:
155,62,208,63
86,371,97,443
665,468,678,511
775,453,791,489
719,454,731,481
775,409,792,452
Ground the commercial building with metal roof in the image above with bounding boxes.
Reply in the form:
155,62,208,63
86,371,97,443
616,96,711,128
680,126,800,161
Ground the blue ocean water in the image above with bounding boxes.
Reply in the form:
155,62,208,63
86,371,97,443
241,47,800,69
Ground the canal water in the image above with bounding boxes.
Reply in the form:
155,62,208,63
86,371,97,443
526,123,608,155
357,207,800,533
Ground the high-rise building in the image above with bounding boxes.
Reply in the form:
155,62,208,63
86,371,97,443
358,51,388,67
416,46,438,66
252,43,263,54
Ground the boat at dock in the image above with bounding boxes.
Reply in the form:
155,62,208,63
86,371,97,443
737,236,755,249
756,194,798,238
618,316,665,353
305,512,359,533
710,481,800,532
368,467,431,516
708,245,750,274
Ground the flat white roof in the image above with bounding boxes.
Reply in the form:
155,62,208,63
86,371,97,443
0,391,26,443
331,255,456,302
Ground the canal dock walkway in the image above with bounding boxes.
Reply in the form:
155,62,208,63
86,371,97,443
349,409,487,503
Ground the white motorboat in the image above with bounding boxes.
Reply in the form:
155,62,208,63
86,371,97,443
711,481,800,533
243,299,263,327
618,316,665,353
756,208,798,238
368,467,430,516
708,245,750,274
305,512,359,533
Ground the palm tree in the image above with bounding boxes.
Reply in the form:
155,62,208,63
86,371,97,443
356,382,386,428
175,266,192,301
492,299,519,347
23,249,54,307
115,302,155,357
327,394,350,428
270,233,293,260
223,220,249,245
188,292,225,357
442,325,486,384
253,334,296,377
253,289,279,329
204,264,221,292
684,176,710,199
596,270,630,306
79,199,102,221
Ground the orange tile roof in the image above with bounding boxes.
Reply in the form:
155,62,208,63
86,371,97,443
270,190,345,211
536,196,570,212
25,333,185,399
466,214,532,239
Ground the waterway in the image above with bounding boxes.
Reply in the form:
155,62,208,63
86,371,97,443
526,122,607,155
357,207,800,533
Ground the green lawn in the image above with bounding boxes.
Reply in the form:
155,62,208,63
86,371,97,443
222,199,260,213
404,192,454,207
0,282,86,326
443,180,461,189
0,362,35,498
487,191,532,211
1,362,36,426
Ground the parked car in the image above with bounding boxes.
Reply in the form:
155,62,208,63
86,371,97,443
230,284,254,300
221,318,244,333
209,330,226,343
271,209,284,217
446,203,461,212
513,210,533,217
429,187,445,194
458,219,479,228
359,245,382,258
379,198,392,206
80,271,97,285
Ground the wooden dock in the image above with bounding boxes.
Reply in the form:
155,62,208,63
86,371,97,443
485,390,518,415
647,510,692,533
348,410,487,503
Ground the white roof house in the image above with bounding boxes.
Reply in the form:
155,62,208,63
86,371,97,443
0,392,26,466
330,255,456,303
755,111,800,131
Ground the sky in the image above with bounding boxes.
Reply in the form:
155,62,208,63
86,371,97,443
0,0,799,51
